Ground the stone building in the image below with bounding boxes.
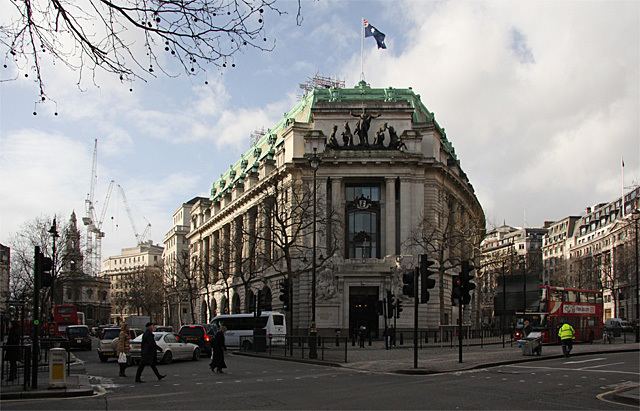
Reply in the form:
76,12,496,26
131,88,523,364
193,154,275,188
557,187,640,321
542,216,580,286
55,212,111,326
185,82,484,335
102,242,164,323
477,225,547,325
163,197,207,328
0,243,9,336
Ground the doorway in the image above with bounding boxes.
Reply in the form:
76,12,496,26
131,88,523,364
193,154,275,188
349,286,379,338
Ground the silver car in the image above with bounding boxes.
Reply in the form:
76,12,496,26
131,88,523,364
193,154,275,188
129,332,201,364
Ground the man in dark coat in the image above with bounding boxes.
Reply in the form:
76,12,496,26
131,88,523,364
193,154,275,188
210,325,227,373
135,322,165,383
4,321,20,381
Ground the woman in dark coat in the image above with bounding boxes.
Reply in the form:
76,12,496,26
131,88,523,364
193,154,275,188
210,326,227,373
5,321,20,381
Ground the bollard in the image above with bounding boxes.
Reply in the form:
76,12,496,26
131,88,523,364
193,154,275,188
49,348,67,389
344,337,348,363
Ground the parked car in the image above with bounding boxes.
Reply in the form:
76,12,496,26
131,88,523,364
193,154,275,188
129,332,200,364
178,325,215,356
97,327,121,362
605,318,633,335
65,325,92,351
155,326,174,333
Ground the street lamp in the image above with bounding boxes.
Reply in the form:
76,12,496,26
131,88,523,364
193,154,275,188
308,147,321,359
48,217,60,312
632,208,639,343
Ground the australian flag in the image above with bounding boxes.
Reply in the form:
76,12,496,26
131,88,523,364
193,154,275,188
364,19,387,49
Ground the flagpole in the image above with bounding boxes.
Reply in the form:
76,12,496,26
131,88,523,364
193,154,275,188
360,17,365,81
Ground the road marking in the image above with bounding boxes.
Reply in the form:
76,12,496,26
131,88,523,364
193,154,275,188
501,378,507,381
564,357,605,365
295,377,301,380
196,382,203,385
215,381,223,384
519,380,525,383
505,365,639,376
578,362,625,371
256,379,263,382
234,380,241,383
276,378,283,381
173,383,180,386
558,383,563,386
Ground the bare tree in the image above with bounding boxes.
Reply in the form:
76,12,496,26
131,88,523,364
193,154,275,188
7,216,70,313
253,174,341,333
407,191,484,325
1,0,302,100
118,266,164,320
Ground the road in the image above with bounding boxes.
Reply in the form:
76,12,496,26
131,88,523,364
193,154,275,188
3,344,638,410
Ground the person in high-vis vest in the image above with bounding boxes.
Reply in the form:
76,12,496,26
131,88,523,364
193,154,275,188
558,322,576,357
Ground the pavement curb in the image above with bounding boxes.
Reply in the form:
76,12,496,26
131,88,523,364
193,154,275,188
232,351,343,367
608,386,640,407
390,347,640,375
0,387,95,401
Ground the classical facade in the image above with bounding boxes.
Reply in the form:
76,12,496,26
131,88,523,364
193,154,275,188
546,187,640,322
163,197,207,328
477,225,546,325
55,212,111,326
102,242,164,322
185,82,485,335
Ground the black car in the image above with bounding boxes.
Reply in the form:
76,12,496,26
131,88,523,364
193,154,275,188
66,325,92,350
178,324,215,356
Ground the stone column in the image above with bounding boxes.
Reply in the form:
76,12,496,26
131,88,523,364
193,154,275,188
399,178,413,254
317,177,328,258
331,178,344,258
385,177,396,257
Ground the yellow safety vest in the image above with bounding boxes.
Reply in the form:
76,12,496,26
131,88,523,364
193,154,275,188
558,324,575,340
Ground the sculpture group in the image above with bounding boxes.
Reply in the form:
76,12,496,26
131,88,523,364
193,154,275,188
326,110,407,151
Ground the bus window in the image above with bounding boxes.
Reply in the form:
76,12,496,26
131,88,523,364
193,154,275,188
567,291,576,302
596,293,603,304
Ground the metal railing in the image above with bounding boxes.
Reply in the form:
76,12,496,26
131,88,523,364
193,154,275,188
1,338,72,391
240,335,350,363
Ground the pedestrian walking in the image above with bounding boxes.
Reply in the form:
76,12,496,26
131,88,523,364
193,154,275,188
135,322,165,383
117,323,130,377
558,322,575,358
358,325,367,348
4,321,20,381
210,325,227,373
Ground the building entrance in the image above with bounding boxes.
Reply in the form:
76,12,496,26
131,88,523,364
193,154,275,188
349,286,379,339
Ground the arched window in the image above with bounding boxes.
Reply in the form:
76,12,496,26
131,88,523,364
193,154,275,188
232,292,241,314
210,297,217,318
261,287,272,311
220,296,228,314
201,300,207,323
247,290,256,312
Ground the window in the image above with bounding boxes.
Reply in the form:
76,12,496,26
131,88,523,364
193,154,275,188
345,183,381,259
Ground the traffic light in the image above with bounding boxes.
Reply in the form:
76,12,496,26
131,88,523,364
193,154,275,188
451,275,463,306
419,254,436,304
36,251,54,288
279,279,290,311
460,260,476,306
387,290,395,319
402,270,415,297
396,299,403,318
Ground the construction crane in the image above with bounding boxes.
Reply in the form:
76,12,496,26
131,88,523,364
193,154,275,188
82,139,98,276
117,184,152,245
93,180,115,272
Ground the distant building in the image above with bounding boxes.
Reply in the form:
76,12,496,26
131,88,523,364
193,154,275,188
163,197,206,328
542,216,580,286
477,225,546,325
102,242,164,323
56,212,111,326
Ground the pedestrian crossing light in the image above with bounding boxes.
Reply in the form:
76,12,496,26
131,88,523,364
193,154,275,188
279,278,290,311
460,260,476,306
451,275,463,306
419,254,436,304
396,299,403,318
402,270,415,297
36,250,54,288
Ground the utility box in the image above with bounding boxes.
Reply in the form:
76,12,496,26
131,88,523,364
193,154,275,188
48,348,67,388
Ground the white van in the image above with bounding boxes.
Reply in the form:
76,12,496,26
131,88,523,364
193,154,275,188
211,311,286,350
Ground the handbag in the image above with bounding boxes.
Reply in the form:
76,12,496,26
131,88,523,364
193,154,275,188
118,352,127,364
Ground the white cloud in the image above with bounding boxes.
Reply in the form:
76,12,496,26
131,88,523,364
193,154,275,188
340,1,640,226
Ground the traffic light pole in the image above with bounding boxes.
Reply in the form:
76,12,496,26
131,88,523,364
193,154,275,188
383,297,388,350
32,246,41,389
413,267,419,369
458,302,463,363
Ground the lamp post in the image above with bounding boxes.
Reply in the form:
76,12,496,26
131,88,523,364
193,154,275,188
308,147,321,359
48,217,60,314
632,208,639,343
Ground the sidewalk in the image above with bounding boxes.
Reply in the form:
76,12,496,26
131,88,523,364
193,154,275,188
342,341,640,373
1,353,94,400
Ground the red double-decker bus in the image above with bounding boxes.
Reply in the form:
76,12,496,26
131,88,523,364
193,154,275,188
515,285,603,343
52,304,80,336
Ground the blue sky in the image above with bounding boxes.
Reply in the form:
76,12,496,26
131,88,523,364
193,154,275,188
1,0,639,261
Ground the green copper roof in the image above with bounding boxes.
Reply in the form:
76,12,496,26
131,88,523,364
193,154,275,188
210,81,459,201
